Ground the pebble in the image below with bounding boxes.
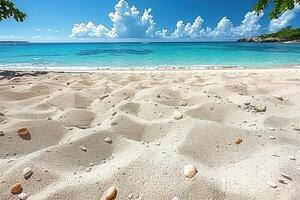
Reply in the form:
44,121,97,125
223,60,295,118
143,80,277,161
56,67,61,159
111,122,117,126
102,186,117,200
100,94,109,100
23,167,33,179
268,127,275,131
18,192,28,200
267,181,277,188
127,193,133,199
172,197,179,200
184,164,197,178
273,95,283,101
80,146,87,152
155,142,161,146
179,101,188,106
0,131,4,137
289,156,296,160
86,167,91,172
173,111,183,120
277,178,287,184
11,182,22,194
104,137,112,144
234,138,243,145
280,172,292,180
269,136,276,140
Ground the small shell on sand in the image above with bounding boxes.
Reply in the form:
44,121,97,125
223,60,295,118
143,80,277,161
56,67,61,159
11,182,22,195
104,137,112,144
80,146,87,152
101,186,117,200
289,156,296,160
280,172,292,180
267,181,277,188
17,128,31,140
173,111,183,120
23,167,33,179
18,192,28,200
234,138,243,145
269,136,276,140
172,197,179,200
184,164,197,178
179,101,188,106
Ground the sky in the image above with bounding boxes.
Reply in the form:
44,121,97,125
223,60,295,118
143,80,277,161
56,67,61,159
0,0,300,42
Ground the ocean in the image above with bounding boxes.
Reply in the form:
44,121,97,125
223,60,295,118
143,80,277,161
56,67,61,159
0,42,300,70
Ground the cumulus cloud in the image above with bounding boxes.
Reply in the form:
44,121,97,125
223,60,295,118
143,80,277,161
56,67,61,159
71,0,299,40
71,22,110,38
71,0,157,38
269,4,300,32
171,11,264,39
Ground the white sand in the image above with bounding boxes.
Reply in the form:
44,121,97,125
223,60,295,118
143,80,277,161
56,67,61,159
0,69,299,200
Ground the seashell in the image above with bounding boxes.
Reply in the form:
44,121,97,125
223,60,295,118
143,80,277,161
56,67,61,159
104,137,112,144
235,138,243,144
269,136,276,140
102,186,117,200
17,128,31,140
289,156,296,160
184,164,197,178
267,181,277,188
23,167,33,179
18,192,28,200
173,111,183,120
11,182,22,195
280,172,292,180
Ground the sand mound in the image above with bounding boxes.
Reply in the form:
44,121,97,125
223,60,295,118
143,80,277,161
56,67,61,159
60,109,95,128
47,92,93,109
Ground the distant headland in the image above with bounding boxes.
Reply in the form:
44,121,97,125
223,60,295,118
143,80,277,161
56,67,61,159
0,41,30,44
238,27,300,43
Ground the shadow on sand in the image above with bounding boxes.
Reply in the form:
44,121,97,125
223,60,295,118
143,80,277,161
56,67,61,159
0,70,48,80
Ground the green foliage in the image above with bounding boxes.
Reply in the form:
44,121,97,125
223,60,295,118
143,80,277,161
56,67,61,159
260,27,300,39
253,0,300,19
0,0,26,22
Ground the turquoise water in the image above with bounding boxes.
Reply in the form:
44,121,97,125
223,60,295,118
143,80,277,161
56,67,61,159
0,42,300,70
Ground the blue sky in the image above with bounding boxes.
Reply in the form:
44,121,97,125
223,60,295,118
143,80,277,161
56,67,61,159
0,0,300,42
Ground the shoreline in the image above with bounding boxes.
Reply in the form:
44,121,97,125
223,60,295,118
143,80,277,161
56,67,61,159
1,65,300,73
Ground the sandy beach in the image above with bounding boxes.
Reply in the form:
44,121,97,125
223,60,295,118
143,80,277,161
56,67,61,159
0,69,299,200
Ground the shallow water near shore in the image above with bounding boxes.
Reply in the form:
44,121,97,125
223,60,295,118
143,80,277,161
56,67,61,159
0,42,300,70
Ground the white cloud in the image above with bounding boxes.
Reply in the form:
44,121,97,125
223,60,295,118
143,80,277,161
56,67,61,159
71,0,158,38
35,28,41,31
171,16,204,38
269,4,300,32
71,0,300,40
169,11,263,39
71,21,110,38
